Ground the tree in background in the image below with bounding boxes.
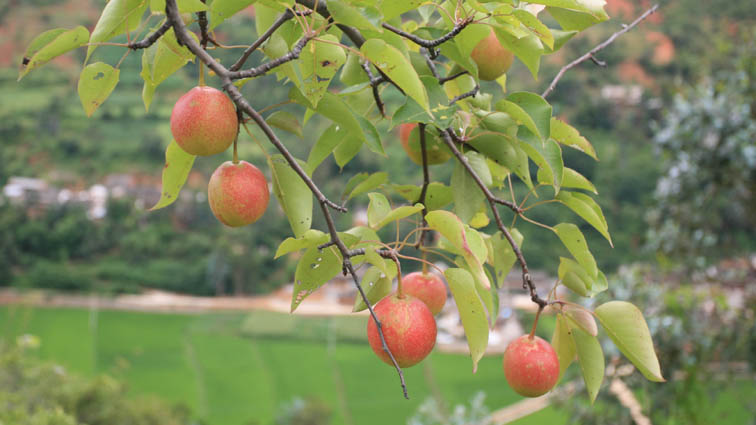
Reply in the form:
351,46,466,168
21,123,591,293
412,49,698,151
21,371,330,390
647,37,756,267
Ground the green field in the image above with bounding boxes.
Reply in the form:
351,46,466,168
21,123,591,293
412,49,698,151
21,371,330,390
0,306,565,425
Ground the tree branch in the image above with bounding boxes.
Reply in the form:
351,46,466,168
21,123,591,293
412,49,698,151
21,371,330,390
415,123,431,248
197,0,210,50
229,9,309,72
128,21,171,50
449,84,479,106
382,17,474,49
541,4,659,98
440,130,546,308
164,0,408,399
229,35,313,80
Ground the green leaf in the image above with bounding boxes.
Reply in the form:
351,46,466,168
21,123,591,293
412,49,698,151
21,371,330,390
558,167,597,194
595,301,665,382
496,101,542,142
354,115,385,156
380,0,424,20
493,29,543,79
140,27,195,111
346,172,388,201
275,229,328,258
77,62,120,117
545,29,578,53
556,191,612,246
513,9,554,49
507,92,552,140
353,266,393,312
367,193,391,228
552,313,576,382
266,110,303,138
340,52,369,86
373,204,424,231
558,257,608,297
550,118,598,160
564,306,597,337
569,321,605,403
151,0,208,13
444,268,489,373
489,229,523,288
328,0,379,31
392,76,457,128
547,3,609,31
292,245,343,312
361,39,429,112
333,132,363,168
307,123,342,172
522,135,563,192
209,0,256,30
19,27,89,80
392,182,452,211
299,34,347,107
553,223,598,278
150,141,196,210
269,154,313,238
87,0,148,61
451,153,487,224
426,210,491,290
290,90,369,155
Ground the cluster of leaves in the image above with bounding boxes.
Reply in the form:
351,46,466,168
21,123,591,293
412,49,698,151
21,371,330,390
647,41,756,267
0,336,189,425
18,0,663,399
557,264,756,424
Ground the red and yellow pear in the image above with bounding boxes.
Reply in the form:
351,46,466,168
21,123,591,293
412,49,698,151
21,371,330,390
208,160,270,227
398,123,452,165
471,30,515,81
170,86,238,156
402,272,447,315
367,293,437,368
502,335,560,397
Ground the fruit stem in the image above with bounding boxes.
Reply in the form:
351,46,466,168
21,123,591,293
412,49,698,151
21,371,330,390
392,253,404,299
198,61,206,86
528,304,544,340
421,250,428,275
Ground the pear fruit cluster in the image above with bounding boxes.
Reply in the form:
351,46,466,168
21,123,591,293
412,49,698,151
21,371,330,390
366,272,447,368
170,86,269,227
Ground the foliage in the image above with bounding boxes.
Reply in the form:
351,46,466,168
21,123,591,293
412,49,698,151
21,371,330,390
0,337,189,425
555,264,756,425
408,392,489,425
273,397,332,425
647,41,756,267
14,0,669,400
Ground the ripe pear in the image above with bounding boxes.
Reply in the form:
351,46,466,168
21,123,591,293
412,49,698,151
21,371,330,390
503,335,560,397
401,272,447,315
399,123,452,165
367,294,437,368
208,161,270,227
471,30,515,81
171,86,238,156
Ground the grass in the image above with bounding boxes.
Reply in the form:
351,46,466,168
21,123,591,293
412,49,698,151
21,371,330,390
0,305,566,425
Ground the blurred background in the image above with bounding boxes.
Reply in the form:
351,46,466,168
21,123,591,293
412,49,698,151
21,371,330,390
0,0,754,424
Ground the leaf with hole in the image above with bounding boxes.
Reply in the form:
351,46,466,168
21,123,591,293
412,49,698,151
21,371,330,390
292,245,343,312
19,27,89,80
78,62,120,117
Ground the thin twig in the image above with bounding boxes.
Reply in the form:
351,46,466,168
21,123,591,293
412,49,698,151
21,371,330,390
440,129,547,308
541,4,659,98
361,62,386,117
128,21,171,50
382,17,473,49
198,0,209,50
438,70,468,85
229,35,313,80
449,84,479,106
230,9,303,71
